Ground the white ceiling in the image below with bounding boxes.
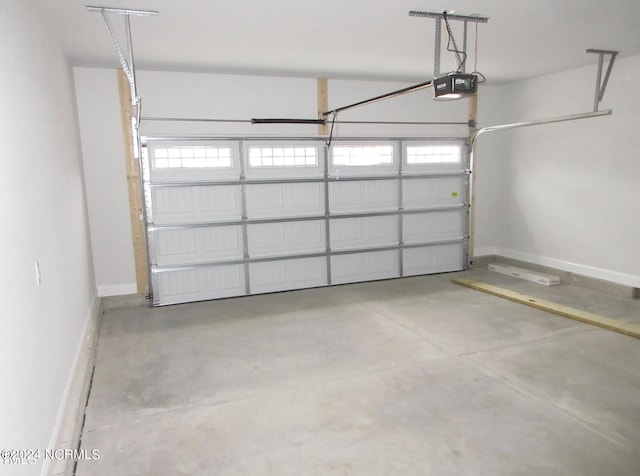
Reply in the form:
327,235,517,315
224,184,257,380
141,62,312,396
36,0,640,84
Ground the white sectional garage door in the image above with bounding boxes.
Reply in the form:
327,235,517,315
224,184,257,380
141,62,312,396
142,137,469,305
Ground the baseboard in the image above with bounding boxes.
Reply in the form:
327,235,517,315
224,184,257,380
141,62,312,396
494,248,640,289
98,283,137,297
42,296,102,476
102,293,148,310
469,246,495,268
474,248,639,299
473,246,498,258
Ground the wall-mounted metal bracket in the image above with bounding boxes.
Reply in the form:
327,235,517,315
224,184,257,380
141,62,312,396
586,49,618,112
87,6,159,107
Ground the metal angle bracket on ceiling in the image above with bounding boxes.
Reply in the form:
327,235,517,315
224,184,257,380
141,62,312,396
86,6,159,107
586,49,618,112
470,48,620,151
409,10,489,77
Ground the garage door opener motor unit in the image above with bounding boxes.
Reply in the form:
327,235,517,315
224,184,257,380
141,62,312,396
433,73,477,100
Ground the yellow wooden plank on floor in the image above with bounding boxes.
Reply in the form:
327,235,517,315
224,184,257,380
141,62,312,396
451,278,640,340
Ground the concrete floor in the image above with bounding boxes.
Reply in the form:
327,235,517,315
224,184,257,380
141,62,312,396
77,268,640,475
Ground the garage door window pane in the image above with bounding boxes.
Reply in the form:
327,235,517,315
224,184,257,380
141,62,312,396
248,146,317,168
331,145,394,166
406,145,461,164
153,147,233,169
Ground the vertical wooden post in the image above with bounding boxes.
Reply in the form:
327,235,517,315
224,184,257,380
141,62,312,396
317,78,328,135
468,92,478,261
117,69,149,295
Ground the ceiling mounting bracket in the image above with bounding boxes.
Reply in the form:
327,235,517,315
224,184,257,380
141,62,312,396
409,10,489,77
86,6,159,107
586,49,618,112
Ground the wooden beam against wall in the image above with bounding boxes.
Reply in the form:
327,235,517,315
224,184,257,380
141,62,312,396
317,78,329,135
452,278,640,340
117,70,149,295
468,92,478,260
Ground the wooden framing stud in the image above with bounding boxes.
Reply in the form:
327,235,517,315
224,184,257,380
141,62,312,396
117,69,149,295
317,78,329,135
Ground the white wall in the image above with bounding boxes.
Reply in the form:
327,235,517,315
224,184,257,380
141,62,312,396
75,68,471,294
0,2,97,475
473,83,505,255
481,54,640,287
74,69,136,296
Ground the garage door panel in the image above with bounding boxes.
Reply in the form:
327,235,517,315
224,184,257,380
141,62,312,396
331,216,399,251
154,264,246,305
331,251,399,285
403,244,465,276
153,226,244,266
402,177,465,209
329,181,398,213
151,186,194,215
403,211,465,244
153,228,197,260
152,185,242,225
248,221,325,258
246,183,324,218
249,257,327,294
